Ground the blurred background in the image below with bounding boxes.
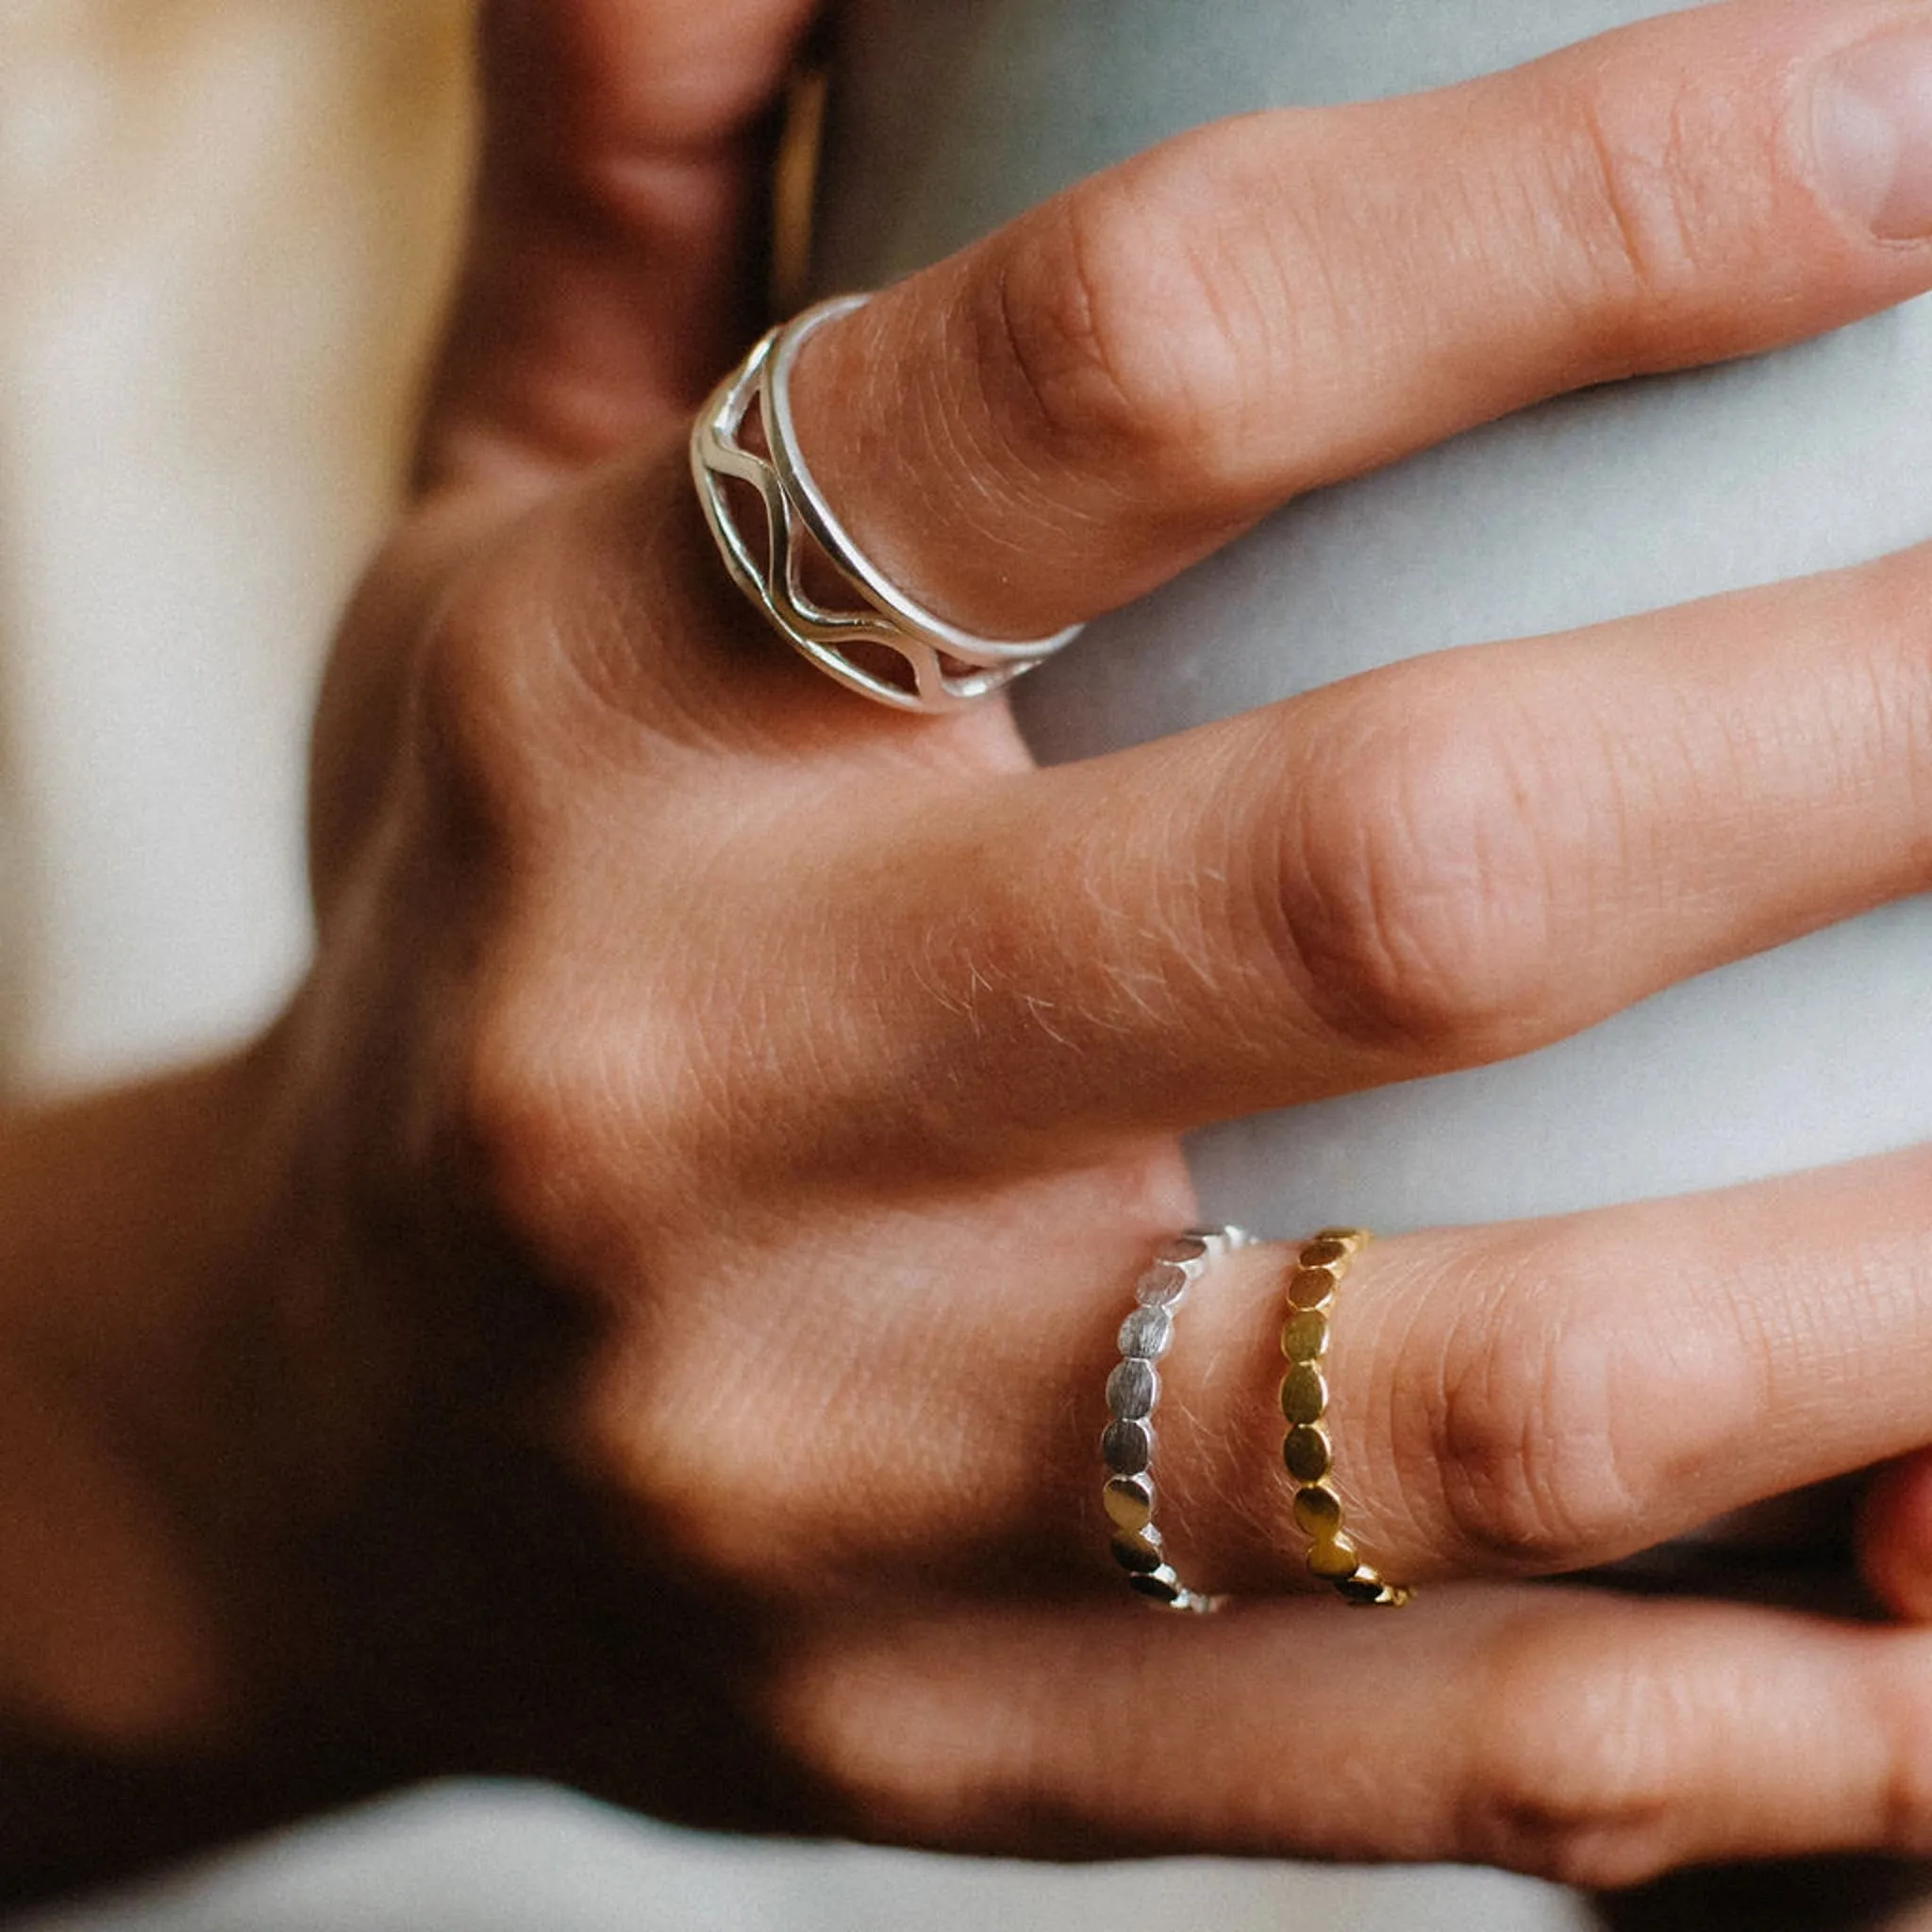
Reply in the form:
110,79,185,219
0,4,1575,1924
0,0,469,1092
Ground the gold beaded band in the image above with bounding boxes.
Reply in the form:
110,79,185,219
1280,1229,1414,1607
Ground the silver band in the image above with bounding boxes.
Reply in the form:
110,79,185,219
690,293,1085,713
1102,1226,1252,1612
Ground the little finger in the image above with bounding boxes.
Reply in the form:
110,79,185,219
775,1587,1932,1886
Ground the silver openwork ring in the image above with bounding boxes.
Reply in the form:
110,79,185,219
1101,1226,1253,1612
690,293,1086,713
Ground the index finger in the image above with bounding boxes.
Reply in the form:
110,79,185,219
790,0,1932,642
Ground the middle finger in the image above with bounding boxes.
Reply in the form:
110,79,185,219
809,542,1932,1152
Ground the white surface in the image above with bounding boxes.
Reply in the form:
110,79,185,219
10,1783,1585,1932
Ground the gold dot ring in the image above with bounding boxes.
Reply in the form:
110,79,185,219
1279,1229,1414,1607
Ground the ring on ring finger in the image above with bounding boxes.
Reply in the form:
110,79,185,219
1101,1227,1412,1611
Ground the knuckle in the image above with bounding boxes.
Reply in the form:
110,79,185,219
453,915,716,1279
457,965,624,1252
408,527,583,842
1460,1618,1694,1888
979,147,1266,502
1420,1230,1758,1573
589,1354,811,1591
1526,74,1732,371
1424,1243,1641,1571
579,1280,895,1606
461,1001,824,1587
1274,687,1565,1059
767,1630,1026,1850
408,479,689,833
1874,1672,1932,1855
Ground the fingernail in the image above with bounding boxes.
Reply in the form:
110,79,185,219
1813,29,1932,241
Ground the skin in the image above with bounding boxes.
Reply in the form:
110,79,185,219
16,0,1932,1907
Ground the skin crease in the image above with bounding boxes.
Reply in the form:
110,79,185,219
21,0,1932,1913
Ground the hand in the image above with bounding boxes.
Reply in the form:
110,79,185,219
20,0,1932,1904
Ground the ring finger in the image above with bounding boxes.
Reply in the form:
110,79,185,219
1136,1146,1932,1594
682,1144,1932,1598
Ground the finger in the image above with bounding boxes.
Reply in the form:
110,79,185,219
775,1587,1932,1884
625,1147,1932,1609
415,0,821,496
810,542,1932,1149
791,0,1932,639
1857,1450,1932,1620
1143,1149,1932,1591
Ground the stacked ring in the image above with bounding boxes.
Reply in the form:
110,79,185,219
1102,1227,1252,1612
1280,1229,1414,1607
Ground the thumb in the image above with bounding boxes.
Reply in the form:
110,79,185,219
414,0,823,499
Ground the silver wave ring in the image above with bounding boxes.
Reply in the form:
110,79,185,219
690,293,1084,714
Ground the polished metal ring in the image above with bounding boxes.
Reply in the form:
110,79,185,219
1279,1229,1414,1607
1101,1226,1252,1612
690,293,1085,713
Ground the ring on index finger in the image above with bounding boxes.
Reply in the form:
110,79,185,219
691,294,1085,713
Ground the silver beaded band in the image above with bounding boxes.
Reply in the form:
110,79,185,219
690,293,1085,713
1102,1226,1252,1612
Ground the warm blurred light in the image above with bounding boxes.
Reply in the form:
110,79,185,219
0,2,474,1088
